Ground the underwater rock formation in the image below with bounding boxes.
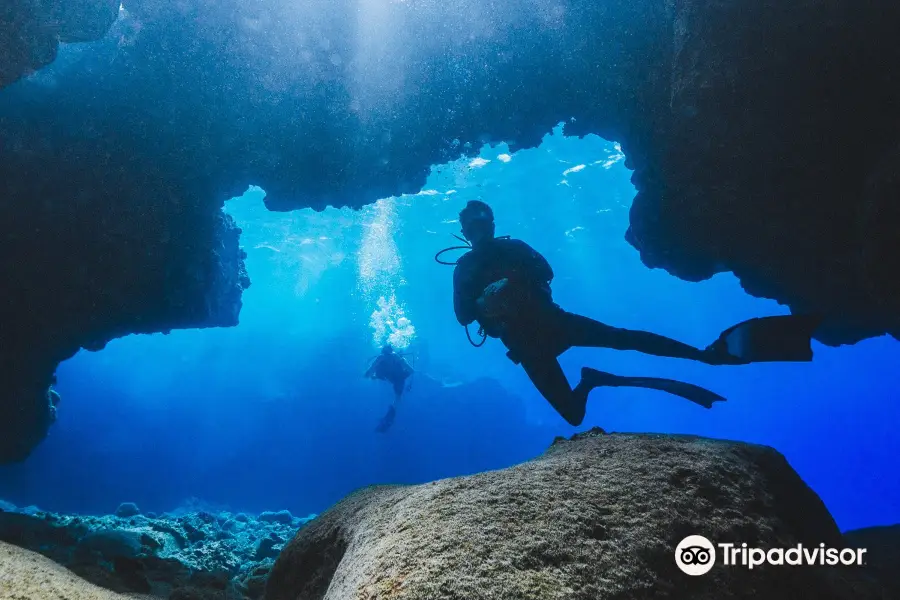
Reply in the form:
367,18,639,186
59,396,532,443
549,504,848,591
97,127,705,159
0,382,61,467
1,0,899,460
0,540,133,600
0,0,120,89
0,500,314,599
629,0,900,346
266,429,885,600
114,502,142,518
0,205,249,464
844,525,900,598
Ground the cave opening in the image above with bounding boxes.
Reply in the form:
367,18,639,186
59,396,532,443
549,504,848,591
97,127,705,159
2,130,899,532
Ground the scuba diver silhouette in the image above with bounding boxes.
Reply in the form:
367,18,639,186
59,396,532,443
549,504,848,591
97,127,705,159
442,200,821,426
365,344,414,432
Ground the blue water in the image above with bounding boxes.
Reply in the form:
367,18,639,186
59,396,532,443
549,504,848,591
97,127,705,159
1,129,897,532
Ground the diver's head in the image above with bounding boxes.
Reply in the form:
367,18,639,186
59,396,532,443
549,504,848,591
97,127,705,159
381,345,394,355
459,200,495,247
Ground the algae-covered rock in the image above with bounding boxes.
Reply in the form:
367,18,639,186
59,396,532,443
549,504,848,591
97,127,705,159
0,501,314,599
115,502,142,518
258,510,293,525
267,429,885,600
76,529,143,561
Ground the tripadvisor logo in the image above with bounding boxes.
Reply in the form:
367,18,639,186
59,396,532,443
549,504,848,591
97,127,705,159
675,535,867,576
676,536,717,576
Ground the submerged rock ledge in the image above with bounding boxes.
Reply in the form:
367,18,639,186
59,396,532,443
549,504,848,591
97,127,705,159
1,0,899,462
267,429,889,600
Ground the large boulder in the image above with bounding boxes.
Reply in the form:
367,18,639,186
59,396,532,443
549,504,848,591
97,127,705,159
0,540,132,600
267,429,885,600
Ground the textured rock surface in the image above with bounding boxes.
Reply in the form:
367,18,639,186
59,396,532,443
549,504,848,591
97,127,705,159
2,0,899,461
0,540,143,600
627,0,900,346
0,501,315,599
845,525,900,599
0,0,119,88
0,205,249,463
267,429,885,600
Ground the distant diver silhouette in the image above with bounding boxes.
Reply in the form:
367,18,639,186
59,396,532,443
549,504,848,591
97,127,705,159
439,200,821,426
365,344,414,432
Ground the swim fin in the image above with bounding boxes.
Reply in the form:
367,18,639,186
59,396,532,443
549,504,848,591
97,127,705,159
375,405,397,433
581,368,726,409
709,314,822,363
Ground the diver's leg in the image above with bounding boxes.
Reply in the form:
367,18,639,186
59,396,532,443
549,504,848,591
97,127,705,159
558,311,709,362
375,405,397,432
520,355,588,426
392,379,404,403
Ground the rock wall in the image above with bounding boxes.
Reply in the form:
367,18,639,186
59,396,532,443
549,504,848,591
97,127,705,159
628,0,900,345
0,0,119,88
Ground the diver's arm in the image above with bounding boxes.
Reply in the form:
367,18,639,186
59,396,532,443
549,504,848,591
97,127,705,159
452,263,477,325
401,358,414,376
364,358,379,378
529,246,553,284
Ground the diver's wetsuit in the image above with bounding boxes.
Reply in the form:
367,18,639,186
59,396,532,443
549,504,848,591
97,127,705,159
368,354,412,398
453,237,716,425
